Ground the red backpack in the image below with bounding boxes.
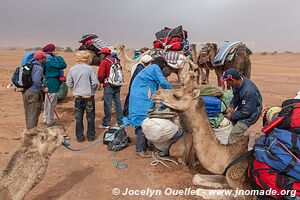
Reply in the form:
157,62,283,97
278,99,300,134
161,37,183,51
153,37,183,51
248,159,300,199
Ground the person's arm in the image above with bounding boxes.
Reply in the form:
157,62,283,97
90,68,99,90
153,66,172,89
66,70,74,90
229,94,238,109
231,91,258,121
54,56,67,69
47,56,67,69
98,60,107,84
131,64,144,81
32,65,43,90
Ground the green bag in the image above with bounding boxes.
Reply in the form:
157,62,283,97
57,82,68,101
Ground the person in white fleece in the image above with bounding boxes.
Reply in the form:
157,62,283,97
67,51,98,142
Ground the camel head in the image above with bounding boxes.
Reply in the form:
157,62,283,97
140,47,149,54
112,44,125,55
153,71,199,111
153,89,194,111
23,126,67,158
199,43,218,63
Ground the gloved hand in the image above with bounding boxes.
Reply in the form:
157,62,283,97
158,103,167,111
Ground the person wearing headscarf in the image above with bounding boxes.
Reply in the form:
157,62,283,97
66,51,98,142
123,55,153,117
123,56,172,158
42,43,67,126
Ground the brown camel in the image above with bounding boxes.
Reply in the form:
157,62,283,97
196,42,252,90
0,126,67,200
113,44,199,85
152,74,254,199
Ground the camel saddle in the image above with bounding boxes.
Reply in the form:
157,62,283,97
150,49,186,69
213,41,242,66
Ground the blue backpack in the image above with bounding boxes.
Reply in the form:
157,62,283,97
201,96,222,117
254,128,300,180
21,52,35,65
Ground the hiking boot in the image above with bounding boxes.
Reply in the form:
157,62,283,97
136,151,151,158
77,137,86,143
87,138,95,142
155,148,169,157
97,124,110,129
46,120,58,127
114,123,124,127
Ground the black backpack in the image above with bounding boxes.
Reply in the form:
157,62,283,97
11,63,35,91
103,126,131,151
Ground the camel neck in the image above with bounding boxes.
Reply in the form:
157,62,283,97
179,99,238,174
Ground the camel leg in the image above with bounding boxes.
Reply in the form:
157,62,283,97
215,69,224,90
178,63,191,85
177,69,184,85
206,68,210,84
193,174,230,189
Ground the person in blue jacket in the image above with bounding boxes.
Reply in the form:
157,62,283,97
123,55,153,117
123,56,172,158
221,68,262,144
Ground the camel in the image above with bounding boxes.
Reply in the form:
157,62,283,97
152,73,254,199
196,42,252,90
113,44,199,85
112,44,137,72
0,126,67,200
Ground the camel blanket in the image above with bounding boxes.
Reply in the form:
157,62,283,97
150,49,185,69
213,41,241,66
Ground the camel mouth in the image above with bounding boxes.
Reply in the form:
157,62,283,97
152,95,163,103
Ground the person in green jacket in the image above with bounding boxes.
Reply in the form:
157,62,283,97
42,44,67,126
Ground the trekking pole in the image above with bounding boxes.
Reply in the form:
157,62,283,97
45,92,62,122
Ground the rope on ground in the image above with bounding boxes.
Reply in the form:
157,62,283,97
150,151,178,168
63,139,102,151
62,130,128,169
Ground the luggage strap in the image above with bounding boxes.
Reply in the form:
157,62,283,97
223,149,254,175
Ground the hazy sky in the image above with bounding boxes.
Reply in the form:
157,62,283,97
1,0,300,52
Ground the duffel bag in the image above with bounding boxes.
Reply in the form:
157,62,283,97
254,128,300,180
248,159,300,199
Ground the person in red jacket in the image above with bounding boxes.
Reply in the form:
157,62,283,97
97,47,123,128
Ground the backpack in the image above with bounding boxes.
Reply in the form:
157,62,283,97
278,99,300,134
11,62,35,91
106,58,124,87
254,128,300,180
21,52,35,66
248,159,300,199
103,126,131,151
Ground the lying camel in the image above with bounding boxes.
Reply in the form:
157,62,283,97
152,74,254,200
113,44,199,85
0,126,67,200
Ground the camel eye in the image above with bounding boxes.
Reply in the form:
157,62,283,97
173,91,183,99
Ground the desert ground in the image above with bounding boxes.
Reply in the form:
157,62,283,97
0,49,300,200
